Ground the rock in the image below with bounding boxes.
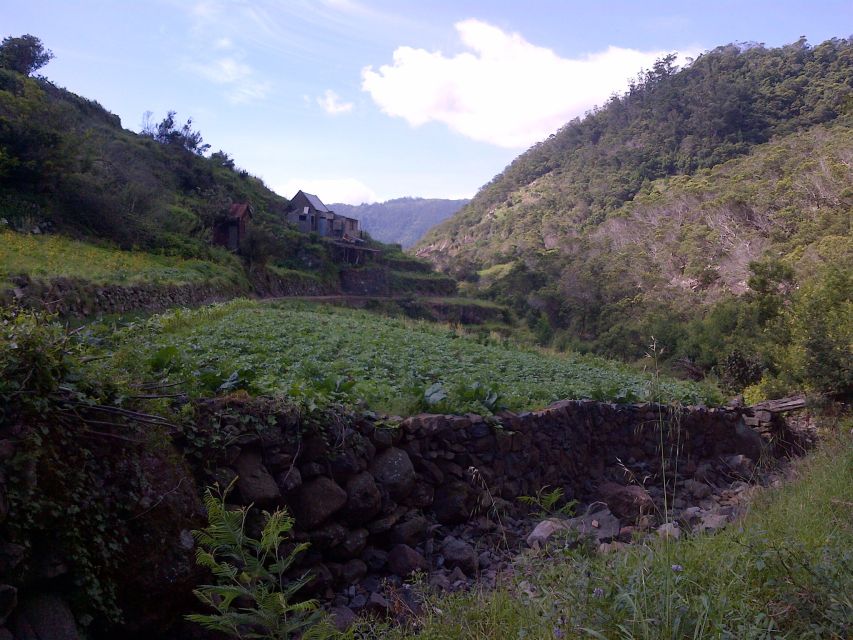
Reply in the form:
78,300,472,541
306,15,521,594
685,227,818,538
657,522,681,540
371,448,416,501
693,462,717,484
598,541,628,554
429,572,451,591
388,544,427,577
527,518,570,549
296,477,348,529
307,523,348,549
432,481,475,525
697,512,730,533
0,585,16,625
233,449,281,508
341,559,368,584
362,547,388,572
599,482,654,521
391,514,429,546
682,479,712,499
344,472,382,523
11,594,79,640
330,528,369,561
447,566,468,587
330,606,356,631
364,592,390,615
350,594,367,610
527,508,620,548
723,455,755,479
275,467,302,494
441,537,478,575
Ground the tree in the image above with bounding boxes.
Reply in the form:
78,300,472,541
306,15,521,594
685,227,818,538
141,110,211,156
0,34,54,75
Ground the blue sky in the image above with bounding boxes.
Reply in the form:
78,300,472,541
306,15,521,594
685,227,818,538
3,1,851,203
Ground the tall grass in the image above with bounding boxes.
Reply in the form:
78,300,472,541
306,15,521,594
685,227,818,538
368,418,851,639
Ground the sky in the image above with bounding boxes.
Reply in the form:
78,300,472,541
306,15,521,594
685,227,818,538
3,1,851,204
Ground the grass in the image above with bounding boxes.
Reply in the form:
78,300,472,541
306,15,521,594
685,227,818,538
90,299,716,414
0,228,247,288
368,422,852,639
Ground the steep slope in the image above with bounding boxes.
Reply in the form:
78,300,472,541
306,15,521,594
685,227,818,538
330,197,469,247
417,39,852,272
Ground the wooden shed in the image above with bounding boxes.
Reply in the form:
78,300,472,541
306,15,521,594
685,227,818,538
213,203,253,251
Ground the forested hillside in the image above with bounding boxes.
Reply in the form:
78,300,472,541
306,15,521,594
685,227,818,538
331,197,469,247
416,38,852,398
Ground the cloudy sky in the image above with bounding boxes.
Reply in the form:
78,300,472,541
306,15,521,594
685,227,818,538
3,1,850,203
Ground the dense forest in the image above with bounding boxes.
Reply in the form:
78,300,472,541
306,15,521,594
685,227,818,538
417,37,853,399
330,197,469,248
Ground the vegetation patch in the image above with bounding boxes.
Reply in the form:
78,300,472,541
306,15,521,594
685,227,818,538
371,424,853,639
0,228,247,288
91,300,716,415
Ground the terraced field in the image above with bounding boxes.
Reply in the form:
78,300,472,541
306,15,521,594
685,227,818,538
97,299,718,414
0,229,246,287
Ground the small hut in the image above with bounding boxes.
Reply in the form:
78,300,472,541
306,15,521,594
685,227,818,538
213,203,253,251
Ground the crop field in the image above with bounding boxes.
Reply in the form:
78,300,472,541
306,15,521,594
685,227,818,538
0,229,246,287
98,300,717,414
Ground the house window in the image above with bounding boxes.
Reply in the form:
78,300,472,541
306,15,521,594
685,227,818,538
299,214,307,221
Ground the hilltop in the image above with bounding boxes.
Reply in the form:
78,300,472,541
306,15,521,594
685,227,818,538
330,197,469,248
0,65,457,307
416,38,853,398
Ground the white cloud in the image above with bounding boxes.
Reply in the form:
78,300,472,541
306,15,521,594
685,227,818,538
317,89,354,115
362,19,693,148
276,178,378,205
186,56,271,103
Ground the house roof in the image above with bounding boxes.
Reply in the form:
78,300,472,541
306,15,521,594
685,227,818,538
298,191,331,213
229,203,252,219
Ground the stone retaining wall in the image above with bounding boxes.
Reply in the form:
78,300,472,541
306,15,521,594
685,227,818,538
1,275,247,316
190,398,793,596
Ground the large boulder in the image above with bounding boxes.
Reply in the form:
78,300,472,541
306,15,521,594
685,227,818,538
432,481,475,525
370,448,416,501
441,537,478,576
387,544,427,577
233,449,281,508
343,472,382,524
599,482,654,521
296,477,348,529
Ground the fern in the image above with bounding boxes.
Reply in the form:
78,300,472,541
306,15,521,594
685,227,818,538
186,481,332,639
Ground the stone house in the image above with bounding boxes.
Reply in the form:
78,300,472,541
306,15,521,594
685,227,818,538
285,190,360,240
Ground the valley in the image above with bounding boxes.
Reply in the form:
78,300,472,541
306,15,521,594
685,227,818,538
0,27,850,640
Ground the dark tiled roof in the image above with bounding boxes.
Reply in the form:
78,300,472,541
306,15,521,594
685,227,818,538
301,191,331,213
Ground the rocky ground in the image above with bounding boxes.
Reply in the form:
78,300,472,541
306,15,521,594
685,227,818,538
324,442,812,631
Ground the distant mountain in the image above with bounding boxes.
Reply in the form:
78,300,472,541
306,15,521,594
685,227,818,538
330,197,469,248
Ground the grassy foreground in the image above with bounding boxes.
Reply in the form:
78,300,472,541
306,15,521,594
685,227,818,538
90,299,716,414
0,228,247,288
371,426,852,639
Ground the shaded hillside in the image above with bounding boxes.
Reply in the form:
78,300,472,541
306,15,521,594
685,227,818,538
0,67,347,279
331,197,469,247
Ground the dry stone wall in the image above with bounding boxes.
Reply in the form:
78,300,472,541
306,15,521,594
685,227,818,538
1,275,247,317
190,398,794,596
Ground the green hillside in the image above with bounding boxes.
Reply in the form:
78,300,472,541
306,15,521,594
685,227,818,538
415,38,853,398
0,65,458,302
331,197,469,248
